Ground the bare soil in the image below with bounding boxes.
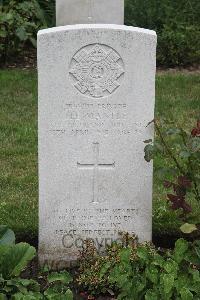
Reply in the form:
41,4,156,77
0,48,37,69
157,65,200,74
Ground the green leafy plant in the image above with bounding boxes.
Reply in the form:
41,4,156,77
144,119,200,235
0,0,47,64
0,277,42,300
0,243,36,280
0,226,39,299
125,0,200,67
37,0,55,27
1,0,200,67
77,234,200,299
0,226,73,299
44,271,73,300
0,226,15,246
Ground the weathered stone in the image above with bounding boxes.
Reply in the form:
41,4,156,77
56,0,124,26
38,24,157,268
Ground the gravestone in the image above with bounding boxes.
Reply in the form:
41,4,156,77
56,0,124,26
38,2,157,269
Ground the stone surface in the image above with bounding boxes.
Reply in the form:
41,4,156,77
56,0,124,26
38,24,157,268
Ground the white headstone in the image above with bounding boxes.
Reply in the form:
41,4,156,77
38,24,157,268
56,0,124,26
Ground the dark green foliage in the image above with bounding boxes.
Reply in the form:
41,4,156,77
144,119,200,235
125,0,200,66
44,271,73,300
0,226,38,298
0,226,73,299
0,225,15,245
77,234,200,299
0,227,36,280
0,0,199,66
37,0,55,27
0,0,47,64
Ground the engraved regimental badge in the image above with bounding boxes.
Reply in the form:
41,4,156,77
69,44,124,98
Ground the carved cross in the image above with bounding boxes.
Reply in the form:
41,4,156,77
77,143,115,203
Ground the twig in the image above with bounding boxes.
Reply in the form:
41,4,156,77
153,119,185,175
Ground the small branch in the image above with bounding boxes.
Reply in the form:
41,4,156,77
153,119,185,175
188,157,200,203
193,180,200,202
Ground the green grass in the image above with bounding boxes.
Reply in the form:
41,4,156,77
153,73,200,235
0,70,38,240
0,70,199,241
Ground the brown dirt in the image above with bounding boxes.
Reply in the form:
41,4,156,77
0,48,37,69
157,65,200,74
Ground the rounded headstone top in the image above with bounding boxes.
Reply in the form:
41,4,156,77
38,24,157,38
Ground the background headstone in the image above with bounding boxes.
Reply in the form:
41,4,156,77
56,0,124,26
38,24,157,268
